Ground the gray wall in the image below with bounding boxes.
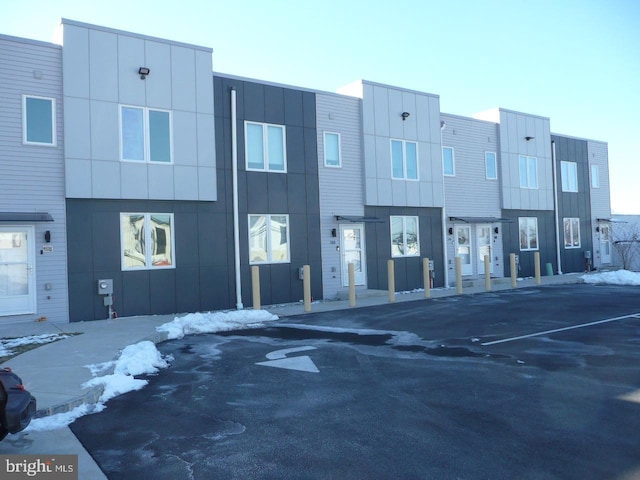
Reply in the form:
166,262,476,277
316,91,364,298
0,34,69,323
61,19,216,201
588,140,612,268
552,135,593,274
364,206,444,291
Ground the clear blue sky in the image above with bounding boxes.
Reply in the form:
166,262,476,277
3,0,639,213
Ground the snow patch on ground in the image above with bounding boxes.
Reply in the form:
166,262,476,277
582,270,640,286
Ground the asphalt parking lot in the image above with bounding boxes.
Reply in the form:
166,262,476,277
71,284,640,479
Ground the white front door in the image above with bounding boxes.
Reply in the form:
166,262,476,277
600,225,612,264
341,224,366,287
0,226,36,316
455,225,473,276
477,224,493,274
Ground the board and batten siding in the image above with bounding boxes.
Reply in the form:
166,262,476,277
316,92,364,298
0,34,69,323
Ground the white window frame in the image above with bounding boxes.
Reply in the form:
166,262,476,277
519,155,538,189
119,105,173,164
390,139,419,180
591,164,600,189
120,213,175,271
248,214,291,264
561,161,578,192
323,132,341,168
443,146,455,176
518,217,539,251
22,95,56,146
390,215,420,258
485,151,497,180
563,218,581,249
245,121,287,173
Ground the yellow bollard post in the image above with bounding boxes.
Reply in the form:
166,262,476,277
423,258,431,299
251,265,261,310
484,255,491,292
510,253,517,288
534,251,541,285
456,257,463,295
303,265,311,312
348,262,356,307
388,259,395,302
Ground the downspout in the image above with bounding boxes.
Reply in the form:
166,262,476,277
552,140,562,274
231,87,243,309
440,120,449,287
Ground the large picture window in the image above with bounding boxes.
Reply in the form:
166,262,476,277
248,215,290,264
519,155,538,189
23,95,56,146
391,140,418,180
245,122,286,172
561,161,578,192
564,218,581,248
518,217,538,251
390,216,419,257
120,106,172,163
121,213,175,270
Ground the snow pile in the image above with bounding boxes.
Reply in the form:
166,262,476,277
0,333,71,358
582,270,640,286
157,309,278,340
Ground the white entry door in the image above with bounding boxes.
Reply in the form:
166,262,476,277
0,226,36,316
341,224,366,286
477,224,493,274
455,225,473,276
600,225,612,264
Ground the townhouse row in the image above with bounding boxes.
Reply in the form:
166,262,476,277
0,20,612,323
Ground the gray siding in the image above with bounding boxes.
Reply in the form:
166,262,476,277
61,20,216,201
316,92,364,298
355,81,444,207
476,108,553,211
501,210,557,277
588,140,612,267
0,35,69,323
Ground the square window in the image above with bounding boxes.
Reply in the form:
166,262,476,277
23,95,55,146
324,132,341,167
245,122,287,172
248,214,290,264
390,215,420,257
121,213,175,270
120,106,172,163
443,147,455,176
391,140,418,180
485,152,497,179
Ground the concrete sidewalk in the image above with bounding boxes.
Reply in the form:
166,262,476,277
0,273,586,479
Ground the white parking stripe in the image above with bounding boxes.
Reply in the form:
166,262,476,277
481,313,640,346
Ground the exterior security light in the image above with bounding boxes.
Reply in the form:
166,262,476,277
401,112,410,121
525,136,534,141
138,67,150,79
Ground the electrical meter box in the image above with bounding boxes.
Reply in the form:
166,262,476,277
97,279,113,295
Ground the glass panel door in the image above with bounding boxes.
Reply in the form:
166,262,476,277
0,226,36,316
477,224,493,274
455,226,473,275
341,225,366,286
600,225,611,264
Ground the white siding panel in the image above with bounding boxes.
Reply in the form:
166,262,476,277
117,35,146,106
145,40,172,109
89,29,118,102
171,45,197,112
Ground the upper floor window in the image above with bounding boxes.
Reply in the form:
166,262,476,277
519,155,538,189
443,146,455,176
120,106,172,163
591,164,600,189
248,214,290,264
390,216,419,257
246,122,286,172
23,95,56,146
485,152,497,179
324,132,341,168
121,213,175,270
391,140,418,180
563,218,581,249
518,217,538,251
561,161,578,192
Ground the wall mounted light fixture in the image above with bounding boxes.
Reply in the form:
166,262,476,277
138,67,150,80
44,230,51,243
525,136,534,141
401,112,410,121
448,227,453,235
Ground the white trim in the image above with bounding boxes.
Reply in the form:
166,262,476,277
560,161,578,192
22,95,56,146
119,105,173,164
323,131,342,168
518,216,539,251
485,151,497,180
244,121,287,173
340,224,366,287
0,225,36,316
442,146,455,177
390,215,420,258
